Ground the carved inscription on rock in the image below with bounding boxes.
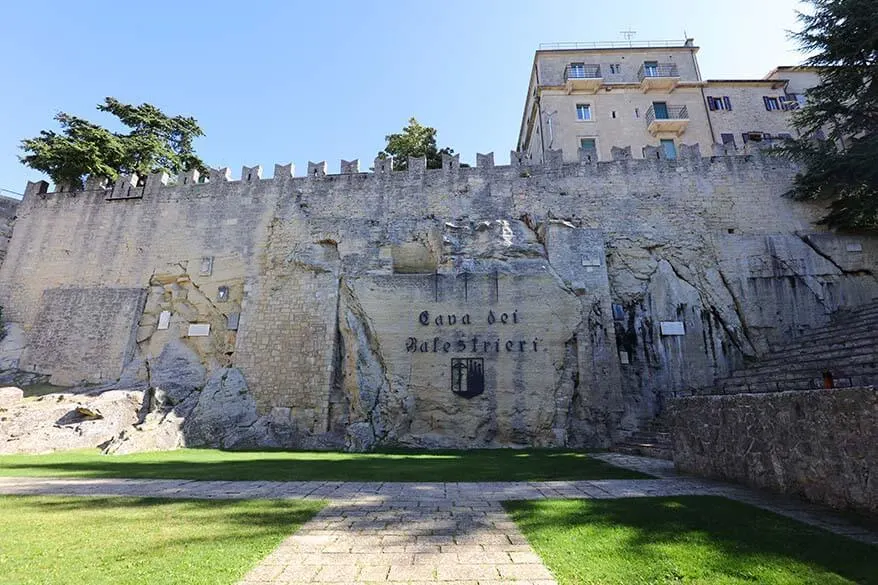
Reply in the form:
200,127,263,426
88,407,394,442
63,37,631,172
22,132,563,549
405,309,542,353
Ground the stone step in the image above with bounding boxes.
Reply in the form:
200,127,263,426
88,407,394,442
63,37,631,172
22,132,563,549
721,369,878,393
729,349,878,377
831,302,878,325
722,363,878,387
717,374,875,395
625,433,671,446
772,320,878,352
614,442,673,460
738,340,878,367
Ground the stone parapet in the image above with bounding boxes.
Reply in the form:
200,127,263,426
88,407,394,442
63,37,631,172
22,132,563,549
669,387,878,518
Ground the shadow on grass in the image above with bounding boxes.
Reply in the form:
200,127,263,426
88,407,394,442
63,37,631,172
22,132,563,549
0,448,649,482
17,495,319,529
0,495,324,585
505,496,877,585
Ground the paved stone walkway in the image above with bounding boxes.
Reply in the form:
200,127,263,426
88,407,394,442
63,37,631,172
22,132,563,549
0,454,875,584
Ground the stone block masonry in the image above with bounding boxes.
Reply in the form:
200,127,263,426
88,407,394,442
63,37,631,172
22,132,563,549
19,287,146,386
669,387,878,518
2,149,877,449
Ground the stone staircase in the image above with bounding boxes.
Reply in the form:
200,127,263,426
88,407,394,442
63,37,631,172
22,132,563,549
614,416,672,460
716,299,878,395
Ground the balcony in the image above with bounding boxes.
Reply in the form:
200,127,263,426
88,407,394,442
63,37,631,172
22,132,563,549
638,63,680,92
645,105,689,136
564,64,603,93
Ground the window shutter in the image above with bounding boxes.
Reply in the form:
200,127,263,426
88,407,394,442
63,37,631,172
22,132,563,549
763,96,771,111
707,97,716,111
724,96,732,111
742,133,750,144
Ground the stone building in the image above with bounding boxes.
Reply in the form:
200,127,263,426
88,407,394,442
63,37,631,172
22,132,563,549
517,39,818,162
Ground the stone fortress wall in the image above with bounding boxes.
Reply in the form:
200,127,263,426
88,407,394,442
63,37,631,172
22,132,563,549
1,146,877,449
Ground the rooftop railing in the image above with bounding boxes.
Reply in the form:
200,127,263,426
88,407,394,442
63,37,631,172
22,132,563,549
540,40,691,50
638,63,680,81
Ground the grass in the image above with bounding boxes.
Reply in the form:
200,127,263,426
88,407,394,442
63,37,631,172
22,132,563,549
505,496,878,585
0,495,322,585
0,448,647,482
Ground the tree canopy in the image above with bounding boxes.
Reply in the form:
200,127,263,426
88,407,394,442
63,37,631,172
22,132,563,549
376,118,457,170
20,98,206,190
781,0,878,229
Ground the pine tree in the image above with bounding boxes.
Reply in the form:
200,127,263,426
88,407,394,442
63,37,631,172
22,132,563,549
781,0,878,229
21,98,206,190
376,118,456,170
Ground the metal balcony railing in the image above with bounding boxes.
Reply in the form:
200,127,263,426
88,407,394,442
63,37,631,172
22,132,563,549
564,64,602,81
638,63,679,81
645,105,688,126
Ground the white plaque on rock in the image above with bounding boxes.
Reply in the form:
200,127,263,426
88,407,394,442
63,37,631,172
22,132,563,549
846,243,863,252
157,310,171,330
660,321,685,336
581,256,602,267
187,323,210,337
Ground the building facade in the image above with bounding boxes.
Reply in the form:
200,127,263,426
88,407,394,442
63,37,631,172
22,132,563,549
517,40,819,162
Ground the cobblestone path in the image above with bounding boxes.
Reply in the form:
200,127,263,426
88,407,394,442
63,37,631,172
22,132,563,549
0,454,874,583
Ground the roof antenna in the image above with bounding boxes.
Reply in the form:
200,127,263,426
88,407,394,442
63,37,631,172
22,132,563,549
620,27,636,45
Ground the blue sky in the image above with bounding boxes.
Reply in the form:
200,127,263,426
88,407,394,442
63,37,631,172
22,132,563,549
0,0,806,194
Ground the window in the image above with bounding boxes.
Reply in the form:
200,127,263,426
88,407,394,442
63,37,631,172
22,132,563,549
660,139,677,160
609,63,622,74
652,101,669,119
643,61,659,77
634,107,640,118
707,96,733,111
611,110,617,119
569,62,585,78
576,104,592,121
763,96,781,111
580,138,596,150
742,131,764,143
720,133,736,148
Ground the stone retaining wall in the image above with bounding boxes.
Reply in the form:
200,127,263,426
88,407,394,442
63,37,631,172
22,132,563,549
669,387,877,517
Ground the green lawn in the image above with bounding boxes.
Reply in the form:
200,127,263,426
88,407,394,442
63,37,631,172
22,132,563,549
505,496,877,585
0,448,647,481
0,495,322,585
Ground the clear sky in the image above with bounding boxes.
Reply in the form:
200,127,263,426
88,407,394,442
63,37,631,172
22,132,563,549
0,0,806,195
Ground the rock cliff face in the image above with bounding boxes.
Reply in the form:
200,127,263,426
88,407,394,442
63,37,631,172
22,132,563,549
1,153,877,452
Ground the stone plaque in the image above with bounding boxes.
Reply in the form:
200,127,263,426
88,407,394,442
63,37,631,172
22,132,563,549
846,243,863,253
199,256,213,276
619,351,630,365
581,255,602,267
660,321,685,336
451,358,484,398
187,323,210,337
157,310,171,330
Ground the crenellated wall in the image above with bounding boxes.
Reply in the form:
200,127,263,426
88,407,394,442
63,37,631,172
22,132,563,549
2,146,876,448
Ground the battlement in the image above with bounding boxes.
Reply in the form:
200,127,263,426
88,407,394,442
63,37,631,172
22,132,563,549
23,143,791,203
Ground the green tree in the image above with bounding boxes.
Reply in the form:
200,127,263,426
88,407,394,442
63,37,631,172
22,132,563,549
780,0,878,229
377,117,457,170
20,98,206,190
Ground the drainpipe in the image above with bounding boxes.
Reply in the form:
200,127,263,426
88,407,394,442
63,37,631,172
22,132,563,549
692,47,717,146
701,86,717,146
537,95,546,161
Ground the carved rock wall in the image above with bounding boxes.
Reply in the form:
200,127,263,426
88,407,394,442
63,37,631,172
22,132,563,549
1,154,877,449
